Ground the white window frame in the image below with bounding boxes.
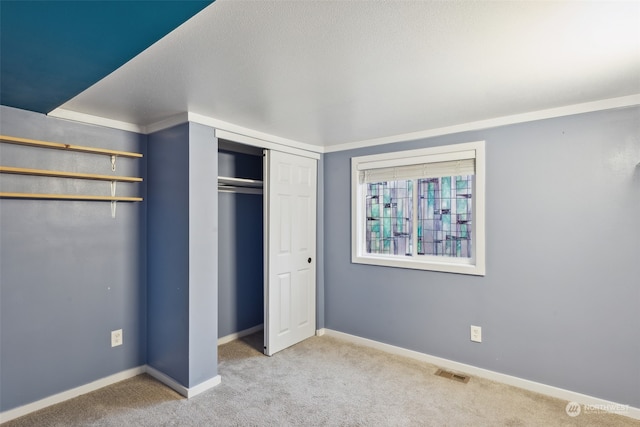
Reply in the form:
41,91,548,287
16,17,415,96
351,141,485,276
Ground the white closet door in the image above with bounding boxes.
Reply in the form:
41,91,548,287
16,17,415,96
264,150,317,356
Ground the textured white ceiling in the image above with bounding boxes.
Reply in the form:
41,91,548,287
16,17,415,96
57,0,640,147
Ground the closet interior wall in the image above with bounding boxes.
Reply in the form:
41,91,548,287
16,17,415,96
217,140,264,340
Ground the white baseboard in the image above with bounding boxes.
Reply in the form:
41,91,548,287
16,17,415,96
0,364,224,423
145,365,221,398
0,366,146,424
218,324,264,345
322,329,640,421
187,375,222,398
5,330,636,422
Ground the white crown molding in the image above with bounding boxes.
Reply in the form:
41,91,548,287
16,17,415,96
144,113,190,134
49,94,638,155
323,94,640,153
47,108,146,134
186,112,324,154
46,108,324,156
322,329,640,421
215,129,321,160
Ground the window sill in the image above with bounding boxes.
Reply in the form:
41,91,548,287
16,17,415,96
352,254,485,276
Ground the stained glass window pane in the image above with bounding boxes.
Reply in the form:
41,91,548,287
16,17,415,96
417,175,473,258
365,180,412,256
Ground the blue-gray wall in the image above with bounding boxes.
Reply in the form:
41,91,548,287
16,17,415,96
218,149,264,338
147,122,218,388
187,122,218,387
146,123,190,384
3,102,636,412
0,106,147,411
323,106,640,407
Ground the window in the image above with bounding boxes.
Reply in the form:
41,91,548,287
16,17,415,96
351,141,485,275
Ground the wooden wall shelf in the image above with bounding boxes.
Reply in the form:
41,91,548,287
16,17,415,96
0,166,142,182
1,135,144,215
0,192,143,202
0,135,142,158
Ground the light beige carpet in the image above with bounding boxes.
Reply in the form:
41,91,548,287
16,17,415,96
3,332,637,426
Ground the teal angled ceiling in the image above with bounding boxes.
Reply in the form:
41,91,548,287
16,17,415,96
1,0,213,114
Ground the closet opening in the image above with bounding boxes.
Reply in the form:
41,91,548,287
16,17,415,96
217,132,318,357
218,139,264,352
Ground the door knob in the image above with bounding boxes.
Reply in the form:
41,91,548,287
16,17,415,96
308,257,312,263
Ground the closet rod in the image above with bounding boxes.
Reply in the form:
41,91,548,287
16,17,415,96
218,176,263,188
218,186,263,195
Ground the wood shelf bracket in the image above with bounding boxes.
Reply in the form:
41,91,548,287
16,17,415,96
111,181,117,218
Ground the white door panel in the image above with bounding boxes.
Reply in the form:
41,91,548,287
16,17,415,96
265,150,317,356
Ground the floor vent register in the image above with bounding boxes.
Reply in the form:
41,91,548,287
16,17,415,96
435,368,470,383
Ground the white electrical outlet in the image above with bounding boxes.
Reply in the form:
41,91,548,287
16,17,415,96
470,325,482,343
111,329,123,347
